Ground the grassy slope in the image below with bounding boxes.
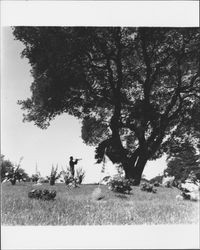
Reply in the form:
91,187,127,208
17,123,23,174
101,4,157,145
1,182,199,225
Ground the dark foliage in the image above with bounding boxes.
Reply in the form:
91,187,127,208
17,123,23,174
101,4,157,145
149,175,163,184
108,177,132,194
182,192,192,200
1,156,29,184
166,139,200,182
0,155,13,182
153,181,160,187
31,174,40,183
140,183,157,193
28,189,56,200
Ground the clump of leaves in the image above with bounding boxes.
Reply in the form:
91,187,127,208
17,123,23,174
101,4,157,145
48,165,61,185
28,189,56,200
108,176,132,194
140,183,157,193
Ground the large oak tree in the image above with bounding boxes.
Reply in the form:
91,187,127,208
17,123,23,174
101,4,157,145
13,27,200,184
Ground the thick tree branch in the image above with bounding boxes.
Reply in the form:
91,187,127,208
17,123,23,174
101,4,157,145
164,55,183,117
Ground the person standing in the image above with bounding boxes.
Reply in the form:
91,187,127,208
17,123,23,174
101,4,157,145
69,156,78,177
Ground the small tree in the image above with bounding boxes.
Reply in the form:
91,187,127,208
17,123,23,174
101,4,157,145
0,155,13,182
4,157,25,185
48,165,61,185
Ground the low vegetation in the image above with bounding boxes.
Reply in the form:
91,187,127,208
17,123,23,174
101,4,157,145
28,189,56,200
1,155,29,184
107,176,132,194
1,182,199,225
48,165,61,186
140,183,157,193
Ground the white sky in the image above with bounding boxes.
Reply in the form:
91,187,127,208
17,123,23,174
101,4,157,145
1,27,168,182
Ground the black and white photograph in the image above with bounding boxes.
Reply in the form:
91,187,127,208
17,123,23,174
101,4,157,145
1,1,199,249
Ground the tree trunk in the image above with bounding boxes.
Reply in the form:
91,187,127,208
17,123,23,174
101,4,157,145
132,156,148,185
50,177,55,185
10,179,16,185
123,154,147,185
124,161,136,179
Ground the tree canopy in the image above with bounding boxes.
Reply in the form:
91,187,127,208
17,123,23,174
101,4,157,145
13,27,200,184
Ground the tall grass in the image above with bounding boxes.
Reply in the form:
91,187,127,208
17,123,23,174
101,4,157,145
1,182,199,225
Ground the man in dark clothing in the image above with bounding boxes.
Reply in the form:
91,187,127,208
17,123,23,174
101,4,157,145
69,156,78,177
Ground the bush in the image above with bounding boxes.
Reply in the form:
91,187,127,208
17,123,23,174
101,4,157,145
31,174,40,183
76,168,85,184
153,181,160,187
28,189,56,200
140,183,157,193
108,176,132,194
48,165,61,185
150,175,163,184
62,170,72,184
39,177,49,183
61,170,78,187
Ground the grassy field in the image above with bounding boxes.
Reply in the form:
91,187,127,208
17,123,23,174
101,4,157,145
1,182,199,225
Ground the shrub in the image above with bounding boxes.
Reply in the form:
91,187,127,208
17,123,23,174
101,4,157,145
38,177,49,183
101,175,112,185
140,183,157,193
108,176,132,194
62,170,72,184
61,169,78,187
76,168,85,184
28,189,56,200
48,165,61,185
150,175,163,184
153,181,160,187
31,173,40,183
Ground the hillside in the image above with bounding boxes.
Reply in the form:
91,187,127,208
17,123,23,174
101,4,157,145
1,182,199,225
